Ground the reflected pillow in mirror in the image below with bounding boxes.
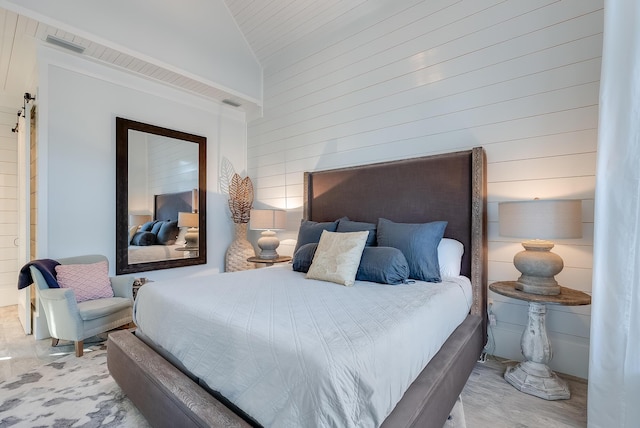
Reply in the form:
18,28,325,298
128,226,138,244
157,220,179,245
131,231,156,246
140,220,157,232
55,260,114,303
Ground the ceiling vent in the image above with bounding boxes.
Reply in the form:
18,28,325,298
45,34,85,54
222,99,241,107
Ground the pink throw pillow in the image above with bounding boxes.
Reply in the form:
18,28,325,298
55,260,114,303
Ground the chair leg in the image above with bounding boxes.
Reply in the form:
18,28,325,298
75,340,84,357
51,337,59,347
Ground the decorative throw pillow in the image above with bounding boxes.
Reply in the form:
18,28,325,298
336,219,377,246
377,218,448,283
157,220,179,245
356,246,409,285
292,243,318,273
306,231,368,286
55,260,114,303
294,243,409,285
438,238,464,277
293,218,341,254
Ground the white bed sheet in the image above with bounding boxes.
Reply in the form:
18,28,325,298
127,244,189,264
133,265,472,428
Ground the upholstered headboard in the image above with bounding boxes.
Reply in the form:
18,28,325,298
303,148,487,322
154,190,193,222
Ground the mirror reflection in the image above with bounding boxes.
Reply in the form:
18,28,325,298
127,130,199,264
116,118,207,275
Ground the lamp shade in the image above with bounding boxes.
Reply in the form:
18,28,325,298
129,214,152,226
499,199,582,240
178,212,199,228
250,209,286,230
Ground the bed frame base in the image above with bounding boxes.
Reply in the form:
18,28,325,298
107,330,251,428
108,314,482,428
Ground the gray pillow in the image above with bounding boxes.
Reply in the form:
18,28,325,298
293,219,340,254
376,218,447,283
157,220,179,245
131,231,156,246
336,219,377,246
293,243,410,285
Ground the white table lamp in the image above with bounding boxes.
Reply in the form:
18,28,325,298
250,209,286,259
499,199,582,295
178,212,199,249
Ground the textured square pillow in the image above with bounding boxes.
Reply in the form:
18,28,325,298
438,238,464,277
377,218,448,282
55,260,114,303
306,231,368,286
336,219,377,246
293,218,341,254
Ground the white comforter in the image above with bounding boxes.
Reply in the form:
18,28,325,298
133,265,472,428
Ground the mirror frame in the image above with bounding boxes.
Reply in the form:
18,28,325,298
115,117,207,275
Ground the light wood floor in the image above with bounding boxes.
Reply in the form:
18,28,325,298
0,305,587,427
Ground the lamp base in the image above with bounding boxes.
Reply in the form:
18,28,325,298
257,230,280,260
513,240,563,296
184,228,199,250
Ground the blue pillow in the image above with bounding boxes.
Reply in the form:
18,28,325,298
293,243,409,285
376,218,447,283
336,219,377,246
140,220,158,232
150,220,164,235
157,220,179,245
293,219,340,254
131,231,157,246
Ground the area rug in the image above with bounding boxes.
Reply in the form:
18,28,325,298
0,344,149,427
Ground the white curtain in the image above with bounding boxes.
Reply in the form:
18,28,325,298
588,1,640,427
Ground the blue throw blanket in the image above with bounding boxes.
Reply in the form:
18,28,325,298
17,259,61,290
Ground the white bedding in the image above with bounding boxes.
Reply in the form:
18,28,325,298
127,244,189,264
133,265,472,428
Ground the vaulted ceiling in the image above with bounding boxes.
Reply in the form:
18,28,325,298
0,1,369,116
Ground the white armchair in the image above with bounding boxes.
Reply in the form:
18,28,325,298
30,254,134,357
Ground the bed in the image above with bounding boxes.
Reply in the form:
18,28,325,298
128,190,195,264
108,147,487,428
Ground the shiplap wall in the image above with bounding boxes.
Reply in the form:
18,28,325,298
247,0,602,379
0,107,18,307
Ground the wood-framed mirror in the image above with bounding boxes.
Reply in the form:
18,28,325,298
115,117,207,275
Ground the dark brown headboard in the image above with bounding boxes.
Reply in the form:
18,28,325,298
154,190,193,222
304,148,487,322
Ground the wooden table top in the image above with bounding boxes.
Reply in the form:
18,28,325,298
489,281,591,306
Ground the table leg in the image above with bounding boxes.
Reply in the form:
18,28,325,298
504,302,570,400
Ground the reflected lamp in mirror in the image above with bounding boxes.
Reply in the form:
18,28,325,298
499,199,582,295
250,209,286,260
178,212,199,250
129,214,152,227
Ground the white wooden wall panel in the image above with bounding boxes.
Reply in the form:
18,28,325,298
0,109,18,307
248,0,603,379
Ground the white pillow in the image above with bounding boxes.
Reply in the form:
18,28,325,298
306,230,369,286
437,238,464,277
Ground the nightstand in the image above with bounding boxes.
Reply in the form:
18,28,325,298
247,256,292,267
489,281,591,400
